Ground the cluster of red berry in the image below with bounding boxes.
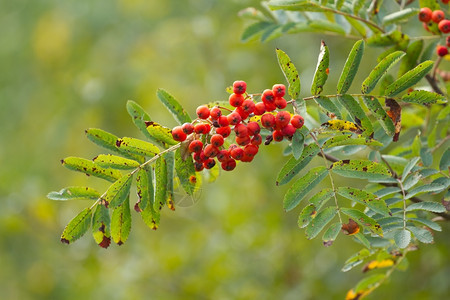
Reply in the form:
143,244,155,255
418,6,450,34
171,81,304,172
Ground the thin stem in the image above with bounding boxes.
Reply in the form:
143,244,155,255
432,56,443,81
425,74,444,95
380,154,397,179
89,143,182,210
397,178,407,230
310,132,343,224
431,135,450,154
318,6,385,33
303,93,388,101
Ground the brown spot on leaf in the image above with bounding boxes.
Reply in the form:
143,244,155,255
341,219,360,235
134,202,142,212
116,139,123,147
385,98,401,142
61,238,70,244
99,236,111,249
323,240,333,247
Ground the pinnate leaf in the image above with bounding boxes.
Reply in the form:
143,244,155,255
337,94,373,136
105,173,133,208
93,154,140,170
276,48,301,100
92,204,111,248
322,222,341,247
340,208,383,235
337,187,390,216
401,90,446,105
283,166,328,211
405,201,446,213
175,148,198,196
337,40,364,94
311,40,329,95
407,225,433,244
61,157,122,182
331,160,391,181
393,229,411,249
361,51,405,94
61,208,92,244
305,206,337,240
154,156,168,211
385,61,433,97
156,88,191,125
47,186,100,201
111,197,131,245
146,121,178,147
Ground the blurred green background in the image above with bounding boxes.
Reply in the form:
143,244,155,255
1,0,449,299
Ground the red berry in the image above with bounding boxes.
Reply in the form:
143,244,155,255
196,105,210,119
240,153,254,163
291,115,304,129
172,126,187,142
246,121,260,136
261,89,275,105
227,112,242,125
194,161,204,172
442,0,449,4
210,134,224,147
243,144,259,157
193,151,206,162
217,150,230,162
431,10,445,23
203,158,216,169
437,45,449,57
216,126,231,138
229,93,245,107
210,107,222,120
181,123,194,134
264,102,277,112
189,140,203,153
234,124,248,138
274,97,287,109
241,99,255,114
218,115,229,127
233,80,247,94
235,106,249,120
418,7,432,22
203,144,219,158
254,102,266,115
272,84,286,97
221,159,236,171
438,19,450,33
261,113,276,129
273,130,284,142
194,123,208,134
275,111,291,129
228,144,239,151
251,134,262,146
281,124,296,137
236,135,251,146
230,147,244,160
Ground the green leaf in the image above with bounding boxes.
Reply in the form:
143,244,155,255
331,160,391,180
355,274,386,294
93,154,140,170
337,187,390,216
337,95,373,136
276,48,301,100
276,143,320,186
385,61,433,97
116,137,160,157
305,206,337,239
154,156,168,211
352,0,366,15
174,147,198,196
401,157,420,182
126,100,164,148
105,173,133,208
111,197,131,245
314,96,343,119
156,88,191,125
440,148,450,171
382,8,419,25
322,134,383,149
146,121,178,147
361,51,405,94
393,229,411,249
60,208,92,244
407,225,433,244
283,166,328,211
401,90,446,105
47,186,100,201
61,157,122,182
406,179,449,199
340,208,383,235
337,40,364,94
268,0,325,12
92,204,111,248
261,24,283,43
136,167,151,211
241,21,273,42
311,40,330,95
291,131,304,160
374,187,401,198
409,217,442,232
322,222,341,247
421,147,433,167
309,188,334,210
345,17,366,38
165,151,175,210
405,201,446,213
342,248,372,272
398,39,423,77
298,204,316,228
367,31,406,47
